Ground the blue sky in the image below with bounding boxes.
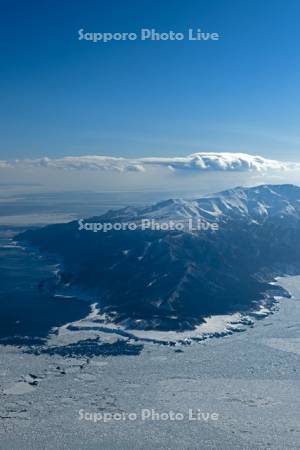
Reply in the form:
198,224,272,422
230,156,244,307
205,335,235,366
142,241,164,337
1,0,300,160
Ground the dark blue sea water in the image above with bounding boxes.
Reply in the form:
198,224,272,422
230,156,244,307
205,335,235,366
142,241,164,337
0,190,159,347
0,227,91,344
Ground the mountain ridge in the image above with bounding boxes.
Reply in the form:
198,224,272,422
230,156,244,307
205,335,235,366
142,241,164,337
17,184,300,331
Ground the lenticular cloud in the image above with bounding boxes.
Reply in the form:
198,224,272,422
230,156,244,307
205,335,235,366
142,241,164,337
2,152,297,173
140,152,291,172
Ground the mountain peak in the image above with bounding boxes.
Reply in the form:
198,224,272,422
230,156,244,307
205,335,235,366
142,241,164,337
17,184,300,331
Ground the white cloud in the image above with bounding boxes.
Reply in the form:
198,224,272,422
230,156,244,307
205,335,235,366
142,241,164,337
140,153,292,172
0,160,12,169
14,156,146,173
2,152,298,173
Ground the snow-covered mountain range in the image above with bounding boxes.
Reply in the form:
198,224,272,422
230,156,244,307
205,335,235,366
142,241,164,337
17,184,300,330
98,184,300,223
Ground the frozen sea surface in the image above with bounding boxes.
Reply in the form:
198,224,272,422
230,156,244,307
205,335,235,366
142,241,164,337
0,276,300,449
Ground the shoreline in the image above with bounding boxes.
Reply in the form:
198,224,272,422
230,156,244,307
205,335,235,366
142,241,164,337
3,230,296,347
47,279,290,347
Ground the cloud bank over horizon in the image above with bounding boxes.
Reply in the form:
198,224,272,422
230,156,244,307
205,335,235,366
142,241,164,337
2,152,300,196
1,152,298,174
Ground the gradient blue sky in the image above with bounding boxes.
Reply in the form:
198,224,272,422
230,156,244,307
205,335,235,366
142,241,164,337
1,0,300,160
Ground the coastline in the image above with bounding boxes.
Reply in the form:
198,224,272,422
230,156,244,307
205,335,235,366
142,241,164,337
1,275,300,449
45,274,292,347
6,230,297,347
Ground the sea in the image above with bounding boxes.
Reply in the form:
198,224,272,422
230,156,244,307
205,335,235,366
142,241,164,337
0,189,300,449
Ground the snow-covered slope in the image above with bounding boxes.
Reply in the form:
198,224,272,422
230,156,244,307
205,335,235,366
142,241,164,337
101,184,300,223
17,184,300,331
